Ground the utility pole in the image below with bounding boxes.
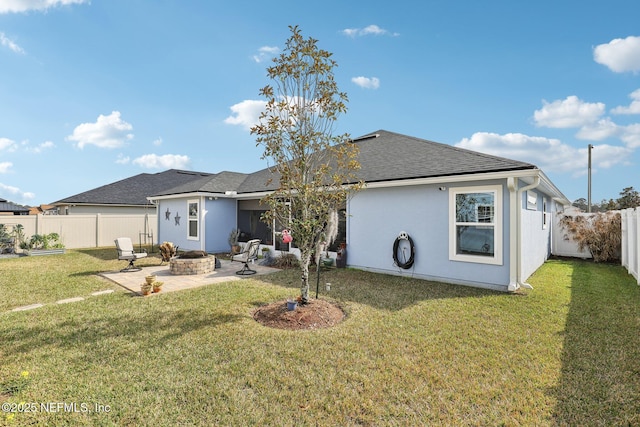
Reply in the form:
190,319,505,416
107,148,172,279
587,144,593,213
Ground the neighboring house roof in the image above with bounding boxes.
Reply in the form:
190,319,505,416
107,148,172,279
53,169,214,206
0,198,30,215
29,204,57,215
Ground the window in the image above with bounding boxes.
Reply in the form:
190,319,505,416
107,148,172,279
449,186,502,265
542,197,548,229
527,190,537,210
187,199,198,239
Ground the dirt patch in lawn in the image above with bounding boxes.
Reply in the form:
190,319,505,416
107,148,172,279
253,299,345,330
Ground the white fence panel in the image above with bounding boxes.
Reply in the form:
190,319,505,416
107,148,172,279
621,207,640,284
97,215,155,248
552,212,592,259
0,214,157,249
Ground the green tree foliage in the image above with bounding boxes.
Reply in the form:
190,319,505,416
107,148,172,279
572,187,640,212
617,186,640,209
251,26,363,303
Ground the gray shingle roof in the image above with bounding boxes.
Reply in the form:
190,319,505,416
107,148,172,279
54,130,541,204
0,198,29,214
53,169,214,206
351,130,536,184
235,129,537,193
152,171,249,197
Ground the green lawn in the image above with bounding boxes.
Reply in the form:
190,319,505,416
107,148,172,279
1,250,639,426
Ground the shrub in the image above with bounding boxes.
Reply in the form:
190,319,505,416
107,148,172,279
559,211,621,262
272,253,299,269
20,233,65,250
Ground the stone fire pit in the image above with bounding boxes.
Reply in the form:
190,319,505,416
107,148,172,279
169,252,215,275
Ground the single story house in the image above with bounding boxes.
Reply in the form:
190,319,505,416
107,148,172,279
52,169,215,215
148,130,570,292
0,198,29,216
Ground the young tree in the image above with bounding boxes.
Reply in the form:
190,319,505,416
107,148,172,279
251,26,362,303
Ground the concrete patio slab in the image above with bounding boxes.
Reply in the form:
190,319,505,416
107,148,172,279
100,259,279,295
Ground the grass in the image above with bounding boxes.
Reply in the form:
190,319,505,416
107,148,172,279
1,250,639,426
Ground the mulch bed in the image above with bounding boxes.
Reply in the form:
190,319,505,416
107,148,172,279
252,298,345,330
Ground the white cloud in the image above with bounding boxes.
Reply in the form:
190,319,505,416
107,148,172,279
611,88,640,114
0,182,19,193
0,182,35,201
0,137,17,151
621,123,640,148
533,95,605,128
0,0,88,13
67,111,134,149
115,154,130,165
351,76,380,89
0,32,24,54
456,132,631,175
0,162,13,173
224,99,266,130
152,137,163,146
342,24,398,37
25,140,55,153
575,118,621,141
593,36,640,73
253,46,279,63
132,154,190,169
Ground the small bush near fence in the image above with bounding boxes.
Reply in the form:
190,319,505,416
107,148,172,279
559,211,621,262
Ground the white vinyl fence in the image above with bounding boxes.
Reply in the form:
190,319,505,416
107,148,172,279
551,211,592,259
621,207,640,285
0,214,156,249
553,208,639,285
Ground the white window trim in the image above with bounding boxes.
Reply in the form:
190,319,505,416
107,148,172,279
449,185,503,265
187,199,199,240
542,197,548,230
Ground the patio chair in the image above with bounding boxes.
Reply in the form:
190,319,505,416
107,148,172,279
115,237,148,272
231,239,261,275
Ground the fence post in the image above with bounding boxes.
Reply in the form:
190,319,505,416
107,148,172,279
635,207,640,285
621,208,629,269
95,214,101,248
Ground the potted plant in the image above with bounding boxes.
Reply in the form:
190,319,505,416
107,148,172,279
145,275,157,285
260,247,270,259
152,281,164,293
140,282,153,296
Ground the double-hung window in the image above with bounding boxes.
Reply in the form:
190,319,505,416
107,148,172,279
187,199,199,240
449,185,502,265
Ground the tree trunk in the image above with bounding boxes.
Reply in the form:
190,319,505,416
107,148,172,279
300,251,312,304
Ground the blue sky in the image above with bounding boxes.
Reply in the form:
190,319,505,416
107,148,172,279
1,0,639,206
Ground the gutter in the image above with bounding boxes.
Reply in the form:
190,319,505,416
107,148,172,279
507,174,541,291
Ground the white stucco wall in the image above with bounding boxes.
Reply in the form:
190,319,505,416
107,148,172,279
347,180,512,291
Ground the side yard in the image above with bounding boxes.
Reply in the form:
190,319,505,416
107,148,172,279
1,250,639,426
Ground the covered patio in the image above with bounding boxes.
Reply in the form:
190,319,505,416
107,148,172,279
100,259,279,295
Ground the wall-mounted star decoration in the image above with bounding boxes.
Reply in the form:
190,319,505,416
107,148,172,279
165,208,171,220
174,212,181,226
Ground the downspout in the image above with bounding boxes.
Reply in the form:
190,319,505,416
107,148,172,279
507,174,541,291
200,196,206,252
